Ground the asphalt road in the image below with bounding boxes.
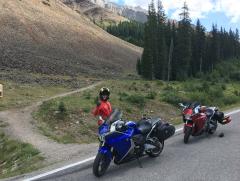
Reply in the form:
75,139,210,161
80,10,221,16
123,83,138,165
35,112,240,181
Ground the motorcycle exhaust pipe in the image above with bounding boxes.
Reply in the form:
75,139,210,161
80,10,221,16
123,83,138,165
144,144,156,151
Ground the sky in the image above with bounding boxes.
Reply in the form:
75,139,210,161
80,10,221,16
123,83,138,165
110,0,240,31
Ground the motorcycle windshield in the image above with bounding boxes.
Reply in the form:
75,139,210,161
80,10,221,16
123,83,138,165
106,109,123,124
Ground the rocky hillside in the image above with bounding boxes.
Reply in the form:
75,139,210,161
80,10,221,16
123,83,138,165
61,0,127,24
0,0,142,77
105,2,147,23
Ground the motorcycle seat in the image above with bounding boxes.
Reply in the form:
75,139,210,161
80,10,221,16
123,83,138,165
137,120,152,135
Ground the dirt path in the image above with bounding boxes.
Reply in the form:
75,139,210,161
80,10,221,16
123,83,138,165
0,82,102,163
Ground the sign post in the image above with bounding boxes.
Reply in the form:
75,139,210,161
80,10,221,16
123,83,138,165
0,84,3,98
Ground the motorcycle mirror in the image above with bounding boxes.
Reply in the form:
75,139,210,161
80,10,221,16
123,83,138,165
179,103,184,107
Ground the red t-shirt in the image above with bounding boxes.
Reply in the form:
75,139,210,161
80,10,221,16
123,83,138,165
93,100,112,120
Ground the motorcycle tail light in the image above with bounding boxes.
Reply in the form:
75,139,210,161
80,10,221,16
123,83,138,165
220,116,231,125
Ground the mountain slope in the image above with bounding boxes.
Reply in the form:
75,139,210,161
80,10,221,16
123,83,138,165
61,0,128,25
0,0,142,77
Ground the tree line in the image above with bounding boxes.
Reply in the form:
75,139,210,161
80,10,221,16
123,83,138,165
137,1,240,81
106,21,145,47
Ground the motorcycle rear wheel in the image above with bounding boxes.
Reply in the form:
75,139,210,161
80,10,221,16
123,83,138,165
146,137,164,157
184,127,192,144
93,152,111,177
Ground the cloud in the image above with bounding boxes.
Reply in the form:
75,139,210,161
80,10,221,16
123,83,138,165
162,0,214,20
110,0,240,24
215,0,240,23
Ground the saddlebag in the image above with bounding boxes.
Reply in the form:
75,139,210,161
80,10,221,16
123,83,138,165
156,122,175,140
214,111,224,122
214,111,231,125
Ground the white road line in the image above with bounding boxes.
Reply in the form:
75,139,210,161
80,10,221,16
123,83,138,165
24,157,95,181
24,110,240,181
226,110,240,116
175,127,184,133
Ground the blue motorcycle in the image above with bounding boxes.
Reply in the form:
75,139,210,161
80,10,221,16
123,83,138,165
93,109,175,177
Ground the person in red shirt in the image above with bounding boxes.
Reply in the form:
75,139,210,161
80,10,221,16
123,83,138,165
93,87,112,126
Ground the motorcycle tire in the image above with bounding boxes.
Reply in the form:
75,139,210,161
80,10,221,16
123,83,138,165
184,127,192,144
146,137,164,157
93,152,111,177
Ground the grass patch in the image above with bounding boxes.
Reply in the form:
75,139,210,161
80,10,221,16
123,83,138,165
0,131,44,179
0,71,98,111
0,80,71,111
33,78,240,144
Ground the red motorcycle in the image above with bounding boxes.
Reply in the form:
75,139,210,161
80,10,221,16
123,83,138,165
179,102,231,144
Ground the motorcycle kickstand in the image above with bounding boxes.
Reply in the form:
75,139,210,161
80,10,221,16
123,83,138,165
136,156,143,168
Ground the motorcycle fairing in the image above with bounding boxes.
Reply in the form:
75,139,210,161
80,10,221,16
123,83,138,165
104,128,135,162
98,146,113,160
99,123,109,135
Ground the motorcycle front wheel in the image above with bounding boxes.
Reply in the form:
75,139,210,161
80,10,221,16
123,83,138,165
184,127,192,144
146,137,164,157
93,152,111,177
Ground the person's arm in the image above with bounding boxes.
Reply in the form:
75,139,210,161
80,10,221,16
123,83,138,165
92,99,101,116
92,106,99,116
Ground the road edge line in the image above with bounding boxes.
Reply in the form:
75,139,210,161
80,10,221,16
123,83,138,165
24,157,95,181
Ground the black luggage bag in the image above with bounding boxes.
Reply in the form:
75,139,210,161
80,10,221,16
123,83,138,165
157,122,175,141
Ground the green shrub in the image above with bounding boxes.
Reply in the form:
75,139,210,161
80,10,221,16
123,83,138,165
127,94,146,108
118,92,129,101
184,82,202,92
146,91,157,99
164,84,175,91
125,107,133,113
93,96,99,105
83,107,90,113
156,80,164,86
144,82,151,88
189,92,210,105
233,90,240,96
201,82,210,92
58,102,66,113
230,71,240,81
162,91,184,105
222,95,239,105
83,92,91,99
57,102,68,120
221,84,226,90
208,86,224,98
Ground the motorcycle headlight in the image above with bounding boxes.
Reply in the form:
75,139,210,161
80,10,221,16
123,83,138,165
98,134,105,142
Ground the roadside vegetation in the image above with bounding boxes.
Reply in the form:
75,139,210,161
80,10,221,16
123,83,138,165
0,130,44,179
33,70,240,144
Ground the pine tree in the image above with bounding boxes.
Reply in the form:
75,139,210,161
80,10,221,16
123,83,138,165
149,0,158,79
171,22,178,80
235,29,240,58
209,24,220,71
175,1,192,80
191,19,205,76
136,58,142,75
140,3,156,80
155,0,167,80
